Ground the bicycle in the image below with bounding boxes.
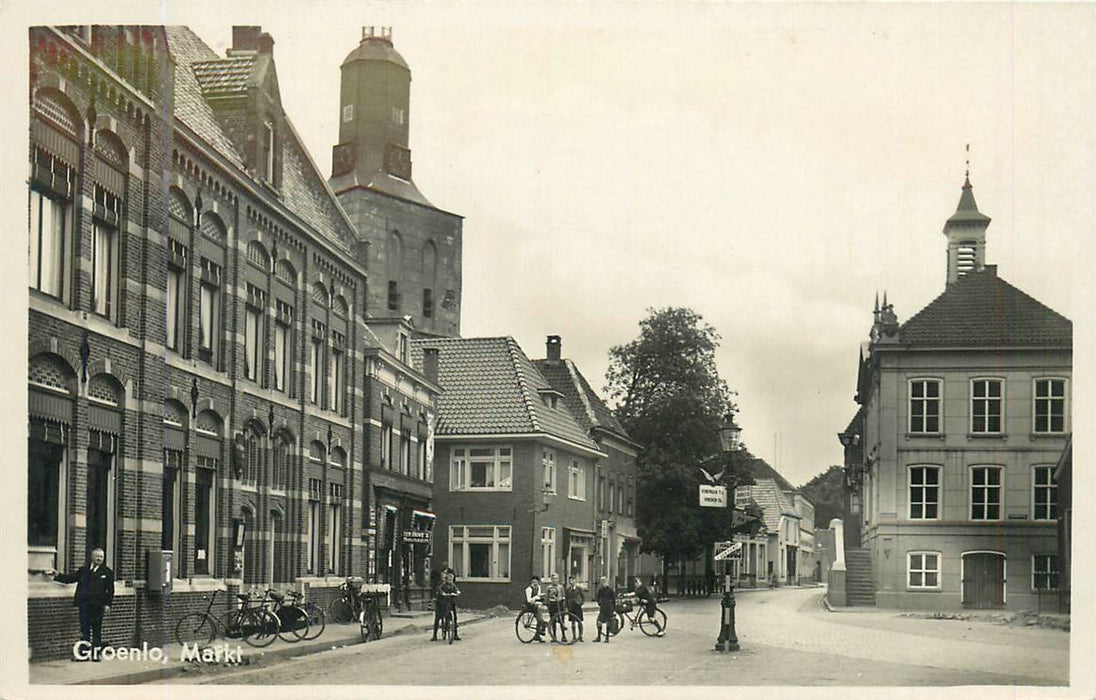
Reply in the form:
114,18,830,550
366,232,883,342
434,591,458,644
359,592,384,642
608,594,667,637
329,577,364,624
174,589,279,648
286,589,326,640
259,588,310,643
515,600,578,645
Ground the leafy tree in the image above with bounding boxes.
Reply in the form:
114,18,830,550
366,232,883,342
605,307,751,572
797,465,849,528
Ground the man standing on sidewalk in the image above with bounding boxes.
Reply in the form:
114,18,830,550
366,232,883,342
45,547,114,661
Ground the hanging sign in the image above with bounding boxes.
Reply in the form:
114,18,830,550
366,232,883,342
699,485,728,507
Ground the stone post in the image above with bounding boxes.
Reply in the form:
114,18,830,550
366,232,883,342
827,518,847,607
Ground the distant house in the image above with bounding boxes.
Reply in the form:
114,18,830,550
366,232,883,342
842,177,1071,611
411,336,606,609
532,336,642,589
737,479,804,585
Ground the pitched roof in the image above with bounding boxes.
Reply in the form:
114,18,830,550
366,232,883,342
898,266,1072,347
530,359,637,447
740,479,800,532
410,337,602,454
165,27,357,251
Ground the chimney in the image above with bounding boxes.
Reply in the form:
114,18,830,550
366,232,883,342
546,335,562,363
231,26,262,53
422,348,439,385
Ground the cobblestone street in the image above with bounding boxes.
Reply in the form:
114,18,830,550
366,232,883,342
165,587,1069,687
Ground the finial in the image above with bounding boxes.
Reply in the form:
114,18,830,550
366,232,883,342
874,291,879,312
883,290,888,308
965,143,971,180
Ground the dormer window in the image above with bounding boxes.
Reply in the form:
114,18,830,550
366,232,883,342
263,121,275,184
538,388,563,410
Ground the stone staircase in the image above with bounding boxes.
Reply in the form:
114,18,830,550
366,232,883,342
845,547,876,606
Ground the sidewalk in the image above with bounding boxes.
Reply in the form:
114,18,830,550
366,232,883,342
29,608,490,685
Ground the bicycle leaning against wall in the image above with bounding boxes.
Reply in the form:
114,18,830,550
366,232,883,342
174,589,279,648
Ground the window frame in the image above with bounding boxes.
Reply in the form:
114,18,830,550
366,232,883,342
541,526,556,577
449,446,513,492
970,465,1003,521
28,186,72,301
970,377,1004,435
449,525,512,582
1031,554,1059,592
908,378,942,435
908,465,941,520
197,258,222,366
1032,465,1058,521
90,221,119,320
568,459,587,501
907,551,941,590
542,448,557,494
1033,378,1068,435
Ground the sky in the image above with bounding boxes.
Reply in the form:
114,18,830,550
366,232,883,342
5,2,1094,489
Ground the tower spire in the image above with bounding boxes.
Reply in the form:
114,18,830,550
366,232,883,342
942,147,991,285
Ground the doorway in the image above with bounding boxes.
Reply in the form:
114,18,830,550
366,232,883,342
963,552,1006,609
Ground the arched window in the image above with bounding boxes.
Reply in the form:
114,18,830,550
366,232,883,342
27,353,77,572
312,281,329,307
244,421,266,485
272,430,294,490
30,89,81,302
275,258,297,285
333,295,348,318
247,239,271,271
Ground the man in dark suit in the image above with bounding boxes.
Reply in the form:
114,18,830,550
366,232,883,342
46,547,114,661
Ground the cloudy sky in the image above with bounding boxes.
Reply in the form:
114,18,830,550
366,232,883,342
9,2,1094,488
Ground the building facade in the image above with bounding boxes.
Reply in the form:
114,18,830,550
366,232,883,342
26,24,452,659
329,28,462,338
843,177,1072,611
411,336,607,609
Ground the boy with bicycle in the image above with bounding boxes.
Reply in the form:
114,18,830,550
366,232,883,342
431,571,461,641
634,576,665,636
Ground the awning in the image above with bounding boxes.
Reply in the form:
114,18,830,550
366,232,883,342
412,510,436,520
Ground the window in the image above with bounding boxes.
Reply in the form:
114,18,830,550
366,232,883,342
423,288,433,318
909,379,941,434
29,187,71,299
1032,554,1059,591
162,450,183,553
542,449,556,493
541,527,556,577
165,249,186,352
907,552,940,589
397,331,409,364
449,525,511,581
274,318,290,392
85,447,114,564
598,475,606,511
263,122,275,183
450,447,513,491
198,259,221,364
194,463,214,575
307,479,321,573
330,345,344,413
909,466,940,519
568,460,586,500
271,436,290,490
387,280,399,311
326,484,342,574
971,379,1003,434
244,305,263,382
618,483,624,514
310,321,325,405
342,104,353,122
381,423,394,468
400,433,411,475
1034,379,1067,434
392,106,405,125
1033,466,1058,521
970,466,1002,520
91,222,119,319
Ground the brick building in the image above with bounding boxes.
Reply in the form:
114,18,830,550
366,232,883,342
411,336,607,609
841,176,1072,610
25,25,447,659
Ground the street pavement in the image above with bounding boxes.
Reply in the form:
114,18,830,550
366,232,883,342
158,586,1069,687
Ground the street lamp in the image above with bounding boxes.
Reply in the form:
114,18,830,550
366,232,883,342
716,412,742,653
530,487,553,578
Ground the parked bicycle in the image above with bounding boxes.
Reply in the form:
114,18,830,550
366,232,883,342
174,589,278,648
359,591,384,642
285,589,326,640
515,600,579,645
329,577,365,624
608,593,667,637
258,588,310,643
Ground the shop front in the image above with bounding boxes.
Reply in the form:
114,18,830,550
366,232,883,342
374,497,435,610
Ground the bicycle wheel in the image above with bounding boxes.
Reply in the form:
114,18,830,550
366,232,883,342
301,602,326,640
370,611,383,640
514,611,539,643
241,608,278,648
442,611,454,644
277,607,310,643
549,612,579,645
329,598,355,624
360,610,371,643
638,608,667,637
175,612,217,646
608,610,625,637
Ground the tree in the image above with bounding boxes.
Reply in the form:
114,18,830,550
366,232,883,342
605,307,746,570
798,465,849,528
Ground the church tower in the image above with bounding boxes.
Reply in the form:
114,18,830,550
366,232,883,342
331,27,463,337
942,175,991,286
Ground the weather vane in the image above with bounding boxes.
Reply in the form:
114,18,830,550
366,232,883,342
965,143,970,179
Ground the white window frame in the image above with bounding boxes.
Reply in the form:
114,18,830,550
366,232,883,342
274,321,289,392
198,276,220,360
1032,465,1058,521
543,448,557,494
326,498,341,575
1031,554,1059,592
970,465,1003,521
449,446,513,491
307,497,320,574
330,347,344,413
907,551,941,590
309,336,323,404
91,222,119,319
908,378,942,434
193,458,216,575
244,306,263,382
908,465,941,520
970,378,1004,435
449,525,511,582
165,262,185,352
1033,378,1067,435
29,182,72,301
541,526,556,577
568,459,586,501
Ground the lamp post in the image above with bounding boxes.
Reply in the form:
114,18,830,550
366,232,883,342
715,412,742,653
530,487,553,579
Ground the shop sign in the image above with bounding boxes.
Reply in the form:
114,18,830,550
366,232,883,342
402,530,431,544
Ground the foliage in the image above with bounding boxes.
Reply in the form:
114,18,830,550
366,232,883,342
606,307,745,564
797,465,848,528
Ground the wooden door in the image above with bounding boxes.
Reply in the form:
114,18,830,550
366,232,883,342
963,553,1005,609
